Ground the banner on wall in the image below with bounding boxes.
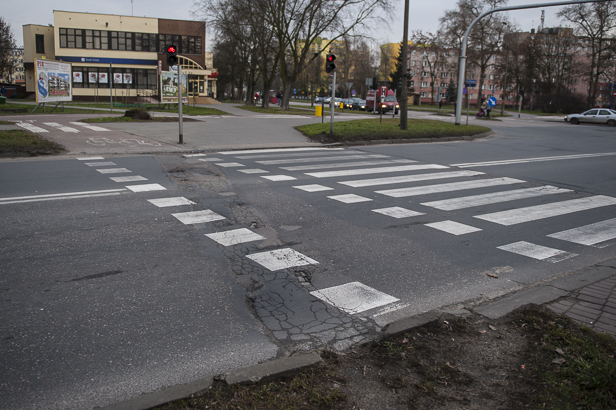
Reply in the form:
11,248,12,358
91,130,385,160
73,72,83,83
98,72,108,84
88,72,98,83
161,71,188,103
113,73,123,84
123,73,133,84
34,59,72,103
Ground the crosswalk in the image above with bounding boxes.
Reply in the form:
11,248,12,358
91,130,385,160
202,146,616,319
15,121,111,133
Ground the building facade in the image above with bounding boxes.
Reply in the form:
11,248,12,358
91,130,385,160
23,11,217,102
0,48,25,84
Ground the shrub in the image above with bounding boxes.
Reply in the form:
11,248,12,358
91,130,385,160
124,108,151,120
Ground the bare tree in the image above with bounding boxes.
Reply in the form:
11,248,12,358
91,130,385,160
411,31,448,105
557,2,616,107
0,17,16,83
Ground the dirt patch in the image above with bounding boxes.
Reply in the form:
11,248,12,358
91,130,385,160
154,305,616,410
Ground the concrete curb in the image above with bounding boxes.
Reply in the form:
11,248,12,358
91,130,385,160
342,130,494,146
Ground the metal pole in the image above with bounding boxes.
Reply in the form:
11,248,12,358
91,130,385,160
400,0,410,129
455,0,611,125
501,36,509,117
110,62,113,111
330,71,336,137
178,64,184,144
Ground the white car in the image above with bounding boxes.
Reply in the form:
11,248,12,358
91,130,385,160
565,108,616,126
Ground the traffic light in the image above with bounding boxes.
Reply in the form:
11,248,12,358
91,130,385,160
166,45,178,66
325,54,336,73
372,77,378,90
519,87,525,96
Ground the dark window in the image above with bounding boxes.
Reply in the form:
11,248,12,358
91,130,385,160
35,34,45,53
135,33,142,51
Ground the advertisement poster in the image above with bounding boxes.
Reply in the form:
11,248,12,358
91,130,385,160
35,59,72,103
98,72,108,84
88,72,98,83
113,73,123,84
123,73,133,84
73,72,83,83
161,71,188,103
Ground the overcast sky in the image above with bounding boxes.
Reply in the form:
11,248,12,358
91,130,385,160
4,0,571,51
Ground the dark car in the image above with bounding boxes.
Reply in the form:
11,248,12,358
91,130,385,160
352,99,367,111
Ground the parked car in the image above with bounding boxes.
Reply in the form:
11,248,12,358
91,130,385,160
352,99,367,111
565,108,616,126
314,96,322,103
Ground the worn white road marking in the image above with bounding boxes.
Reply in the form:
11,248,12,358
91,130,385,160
452,152,616,168
219,147,341,155
16,122,48,133
280,159,415,171
0,189,126,205
548,217,616,247
172,210,226,225
43,122,80,133
96,168,132,174
110,175,148,182
215,162,245,167
235,149,346,159
246,248,318,271
328,194,373,203
238,169,269,174
425,220,482,235
183,153,207,157
475,195,616,226
84,162,116,167
261,175,297,181
293,184,334,192
310,282,399,314
256,154,390,165
198,158,223,162
77,156,105,160
205,228,265,246
372,207,425,218
340,170,483,188
148,197,195,207
421,186,572,211
125,183,166,193
306,164,449,178
498,241,577,262
376,177,524,198
69,122,110,131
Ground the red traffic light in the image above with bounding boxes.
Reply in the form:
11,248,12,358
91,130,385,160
167,45,177,53
327,55,334,62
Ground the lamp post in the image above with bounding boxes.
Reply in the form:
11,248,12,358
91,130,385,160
501,24,509,117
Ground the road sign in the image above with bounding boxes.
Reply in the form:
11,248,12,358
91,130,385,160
352,90,356,96
462,88,467,95
488,96,497,107
465,79,477,87
293,88,297,95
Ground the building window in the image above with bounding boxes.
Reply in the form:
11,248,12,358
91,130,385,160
35,34,45,53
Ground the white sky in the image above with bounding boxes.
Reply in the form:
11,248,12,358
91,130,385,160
4,0,571,51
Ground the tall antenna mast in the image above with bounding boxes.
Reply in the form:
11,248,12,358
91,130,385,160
541,10,545,30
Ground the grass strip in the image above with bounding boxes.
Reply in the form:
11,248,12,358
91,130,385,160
0,129,65,155
80,116,198,123
296,118,490,143
143,105,228,115
0,103,114,115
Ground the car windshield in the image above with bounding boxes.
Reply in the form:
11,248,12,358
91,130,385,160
384,96,396,102
356,100,365,104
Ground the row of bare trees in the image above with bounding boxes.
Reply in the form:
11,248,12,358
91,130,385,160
193,0,392,109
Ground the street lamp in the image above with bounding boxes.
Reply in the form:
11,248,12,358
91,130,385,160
501,22,509,117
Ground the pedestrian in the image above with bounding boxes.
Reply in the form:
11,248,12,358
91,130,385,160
276,91,282,107
486,103,492,118
0,86,6,97
438,99,443,110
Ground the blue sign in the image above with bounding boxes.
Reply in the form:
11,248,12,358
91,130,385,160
56,56,158,66
488,96,497,107
462,87,467,95
293,88,297,95
465,79,477,87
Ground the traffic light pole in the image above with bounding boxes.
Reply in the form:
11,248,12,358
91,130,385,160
178,64,184,144
330,71,336,137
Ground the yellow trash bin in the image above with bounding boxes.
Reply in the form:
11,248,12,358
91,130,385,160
339,102,344,109
315,106,322,117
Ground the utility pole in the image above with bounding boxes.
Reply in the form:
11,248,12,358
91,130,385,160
330,71,336,137
400,0,410,130
178,64,184,144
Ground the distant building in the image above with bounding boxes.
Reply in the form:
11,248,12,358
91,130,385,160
22,11,218,102
0,47,25,84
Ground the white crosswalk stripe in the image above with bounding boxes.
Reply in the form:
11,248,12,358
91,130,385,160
425,220,482,235
246,248,318,271
421,186,571,211
497,241,577,263
234,149,346,159
306,164,448,178
294,184,334,192
205,228,265,246
548,217,616,247
339,170,483,188
376,177,524,198
257,154,390,165
43,122,80,133
148,197,195,207
16,122,48,133
310,282,399,314
372,207,424,218
69,122,110,131
219,147,341,155
475,195,616,226
328,194,372,203
280,159,415,171
172,210,226,225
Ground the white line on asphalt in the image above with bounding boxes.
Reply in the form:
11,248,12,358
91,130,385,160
96,168,132,174
125,183,167,193
148,197,196,207
198,158,223,162
0,192,123,204
548,217,616,247
183,153,207,157
425,220,482,235
77,156,104,160
237,169,269,174
306,164,449,178
235,149,346,159
475,195,616,226
421,186,572,211
0,189,127,204
43,122,80,133
16,122,48,133
451,152,616,168
261,175,297,181
310,282,399,315
376,177,524,198
205,228,266,246
172,210,226,225
256,154,390,165
327,194,373,203
215,162,245,167
293,184,334,192
218,147,343,155
84,162,116,167
246,248,319,271
280,159,416,171
69,122,110,132
497,241,577,262
340,170,483,188
110,176,148,182
372,207,425,218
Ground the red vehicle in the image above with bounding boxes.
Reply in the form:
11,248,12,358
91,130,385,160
366,88,399,114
